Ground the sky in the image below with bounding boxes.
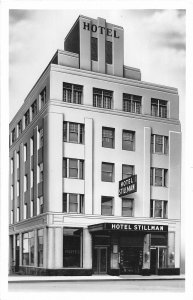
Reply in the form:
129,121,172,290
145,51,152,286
9,9,186,124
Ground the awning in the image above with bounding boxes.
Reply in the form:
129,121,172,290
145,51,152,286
88,223,168,233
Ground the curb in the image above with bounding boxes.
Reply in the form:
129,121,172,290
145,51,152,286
8,275,185,283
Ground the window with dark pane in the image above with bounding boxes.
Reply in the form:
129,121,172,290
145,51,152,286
69,159,78,178
91,37,98,61
122,130,135,151
106,40,112,64
102,127,115,148
102,162,114,182
122,165,134,179
101,196,113,216
122,198,133,217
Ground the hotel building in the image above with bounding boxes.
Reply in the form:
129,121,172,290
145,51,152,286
9,15,181,276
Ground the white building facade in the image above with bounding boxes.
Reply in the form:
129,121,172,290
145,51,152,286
9,16,181,276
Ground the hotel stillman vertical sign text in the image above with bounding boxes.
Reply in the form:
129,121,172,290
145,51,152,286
119,175,137,197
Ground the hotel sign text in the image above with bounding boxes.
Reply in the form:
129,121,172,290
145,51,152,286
105,223,168,232
83,22,120,38
119,175,137,197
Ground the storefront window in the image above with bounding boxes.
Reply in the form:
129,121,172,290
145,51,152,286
37,229,44,267
63,228,82,268
22,231,34,266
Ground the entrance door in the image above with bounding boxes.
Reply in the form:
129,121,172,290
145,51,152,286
150,248,157,274
93,247,107,274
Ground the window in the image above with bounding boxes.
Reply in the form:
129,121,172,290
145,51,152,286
102,127,115,148
24,175,28,192
91,37,98,61
24,203,27,219
39,87,46,109
63,228,82,268
38,163,43,183
122,130,135,151
122,198,133,217
102,162,114,182
16,152,20,168
150,168,168,187
10,158,14,174
24,144,27,162
11,128,16,144
17,120,22,137
123,93,142,114
30,200,34,217
63,193,84,214
17,181,20,197
31,100,37,119
11,185,14,200
17,207,20,222
37,229,44,267
11,210,14,224
93,88,113,109
151,135,168,154
24,110,30,128
106,40,112,64
151,98,167,118
22,231,34,266
38,128,43,149
101,196,113,216
63,82,83,104
37,196,44,215
31,170,34,188
30,137,34,156
150,200,168,218
63,122,85,144
63,158,84,179
122,165,134,179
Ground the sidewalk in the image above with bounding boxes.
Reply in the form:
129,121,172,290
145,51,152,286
8,274,185,282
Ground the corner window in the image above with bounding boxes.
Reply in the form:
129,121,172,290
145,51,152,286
102,127,115,148
10,158,14,174
37,229,44,267
122,165,134,179
17,207,20,222
24,203,27,219
38,163,43,183
24,175,28,192
122,198,134,217
63,82,83,104
101,196,113,216
16,152,20,169
93,88,113,109
63,121,85,144
17,180,20,197
22,231,34,266
151,98,167,118
122,130,135,151
123,93,142,114
30,200,34,217
150,168,168,187
38,128,43,149
102,162,114,182
63,158,84,179
150,200,168,218
151,135,168,154
30,137,34,156
63,193,84,214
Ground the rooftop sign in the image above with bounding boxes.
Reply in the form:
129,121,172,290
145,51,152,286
83,22,120,38
119,175,137,197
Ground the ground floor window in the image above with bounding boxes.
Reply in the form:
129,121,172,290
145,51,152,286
63,228,82,268
37,229,44,267
22,231,34,266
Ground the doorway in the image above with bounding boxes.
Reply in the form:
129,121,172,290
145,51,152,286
150,247,167,274
93,247,107,274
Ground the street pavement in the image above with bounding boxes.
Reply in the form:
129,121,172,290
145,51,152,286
8,275,185,292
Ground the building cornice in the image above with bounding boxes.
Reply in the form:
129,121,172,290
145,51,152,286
49,100,181,126
50,64,178,95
